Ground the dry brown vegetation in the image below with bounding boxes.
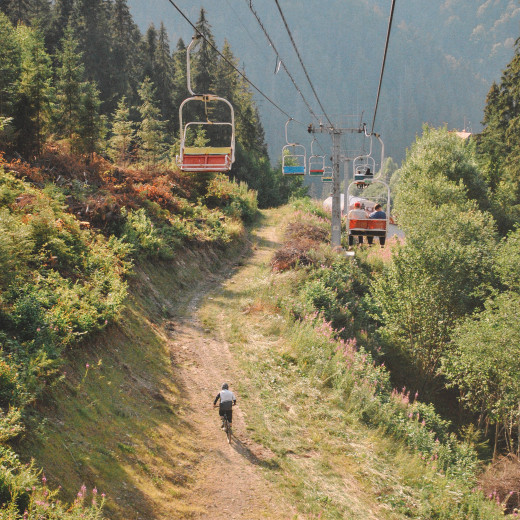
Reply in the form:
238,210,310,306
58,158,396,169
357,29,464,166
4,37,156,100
480,454,520,513
271,220,330,271
3,143,197,232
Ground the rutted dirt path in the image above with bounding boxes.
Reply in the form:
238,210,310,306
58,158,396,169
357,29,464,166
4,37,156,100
168,210,293,519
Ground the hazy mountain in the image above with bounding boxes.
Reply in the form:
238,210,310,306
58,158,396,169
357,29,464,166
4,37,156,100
127,0,519,164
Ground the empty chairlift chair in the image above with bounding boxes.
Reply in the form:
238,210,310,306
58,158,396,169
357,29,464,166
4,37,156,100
308,138,325,176
282,119,306,175
176,35,235,173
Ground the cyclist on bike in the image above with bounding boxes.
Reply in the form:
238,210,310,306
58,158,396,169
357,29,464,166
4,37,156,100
213,383,236,429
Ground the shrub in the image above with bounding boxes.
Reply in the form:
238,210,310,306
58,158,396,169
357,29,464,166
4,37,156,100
205,174,258,223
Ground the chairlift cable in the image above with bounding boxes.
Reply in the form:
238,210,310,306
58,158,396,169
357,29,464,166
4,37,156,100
165,0,299,122
370,0,396,135
273,0,334,128
246,0,322,124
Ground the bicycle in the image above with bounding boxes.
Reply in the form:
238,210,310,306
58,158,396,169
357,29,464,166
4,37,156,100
214,403,234,444
222,413,232,444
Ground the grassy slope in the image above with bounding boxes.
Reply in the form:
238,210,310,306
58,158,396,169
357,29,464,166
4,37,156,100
16,205,500,519
198,208,500,519
18,242,247,519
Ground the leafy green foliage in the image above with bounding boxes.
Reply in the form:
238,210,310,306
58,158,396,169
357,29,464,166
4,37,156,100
204,173,258,223
372,127,497,391
0,166,129,433
442,292,520,454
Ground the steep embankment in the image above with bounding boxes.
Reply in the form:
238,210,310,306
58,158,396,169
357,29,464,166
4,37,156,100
20,203,502,519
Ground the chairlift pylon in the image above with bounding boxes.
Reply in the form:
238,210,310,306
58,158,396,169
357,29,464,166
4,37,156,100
176,35,236,173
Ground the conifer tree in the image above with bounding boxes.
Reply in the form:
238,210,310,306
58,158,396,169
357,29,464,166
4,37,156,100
47,0,74,53
478,37,520,233
2,0,50,25
193,9,218,94
137,77,167,166
110,0,142,101
70,0,113,110
15,23,53,155
172,38,188,129
0,11,21,118
76,81,105,160
109,95,134,165
154,21,175,129
54,23,84,142
143,23,157,81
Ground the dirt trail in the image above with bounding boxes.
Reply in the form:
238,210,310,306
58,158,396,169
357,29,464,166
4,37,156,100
168,212,293,519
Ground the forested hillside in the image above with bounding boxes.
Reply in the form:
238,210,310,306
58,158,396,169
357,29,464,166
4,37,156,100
127,0,520,163
1,0,520,518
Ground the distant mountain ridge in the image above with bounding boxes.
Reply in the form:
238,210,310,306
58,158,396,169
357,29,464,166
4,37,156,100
127,0,519,163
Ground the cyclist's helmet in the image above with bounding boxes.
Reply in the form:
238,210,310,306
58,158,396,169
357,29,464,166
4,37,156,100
222,383,229,390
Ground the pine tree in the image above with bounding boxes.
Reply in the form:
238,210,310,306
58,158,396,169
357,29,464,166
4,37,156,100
0,11,21,118
54,23,84,142
193,9,218,94
154,22,175,129
137,77,167,166
15,22,53,155
109,95,134,165
70,0,113,111
110,0,142,101
76,81,105,160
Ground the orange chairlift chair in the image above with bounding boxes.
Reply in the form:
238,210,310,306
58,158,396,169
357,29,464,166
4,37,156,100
346,133,390,247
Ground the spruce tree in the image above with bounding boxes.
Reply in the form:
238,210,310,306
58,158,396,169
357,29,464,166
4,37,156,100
76,81,105,160
193,9,218,94
110,0,142,101
137,77,167,166
15,23,53,155
172,38,188,129
2,0,50,25
478,37,520,232
48,0,74,53
70,0,113,111
54,23,84,142
143,23,157,81
109,95,134,165
154,21,175,129
0,11,21,118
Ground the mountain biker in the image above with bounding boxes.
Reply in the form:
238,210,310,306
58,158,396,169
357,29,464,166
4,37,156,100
213,383,236,429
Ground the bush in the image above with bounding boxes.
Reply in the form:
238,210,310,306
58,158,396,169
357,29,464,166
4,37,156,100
205,174,258,223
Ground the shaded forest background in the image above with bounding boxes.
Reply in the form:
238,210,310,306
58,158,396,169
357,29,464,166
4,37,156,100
127,0,520,163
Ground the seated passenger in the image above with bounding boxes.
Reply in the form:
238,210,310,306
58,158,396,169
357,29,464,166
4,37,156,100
369,204,386,247
369,204,386,219
348,202,368,246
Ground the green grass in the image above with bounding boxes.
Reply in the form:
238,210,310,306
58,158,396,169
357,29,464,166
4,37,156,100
198,207,504,519
18,242,246,519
